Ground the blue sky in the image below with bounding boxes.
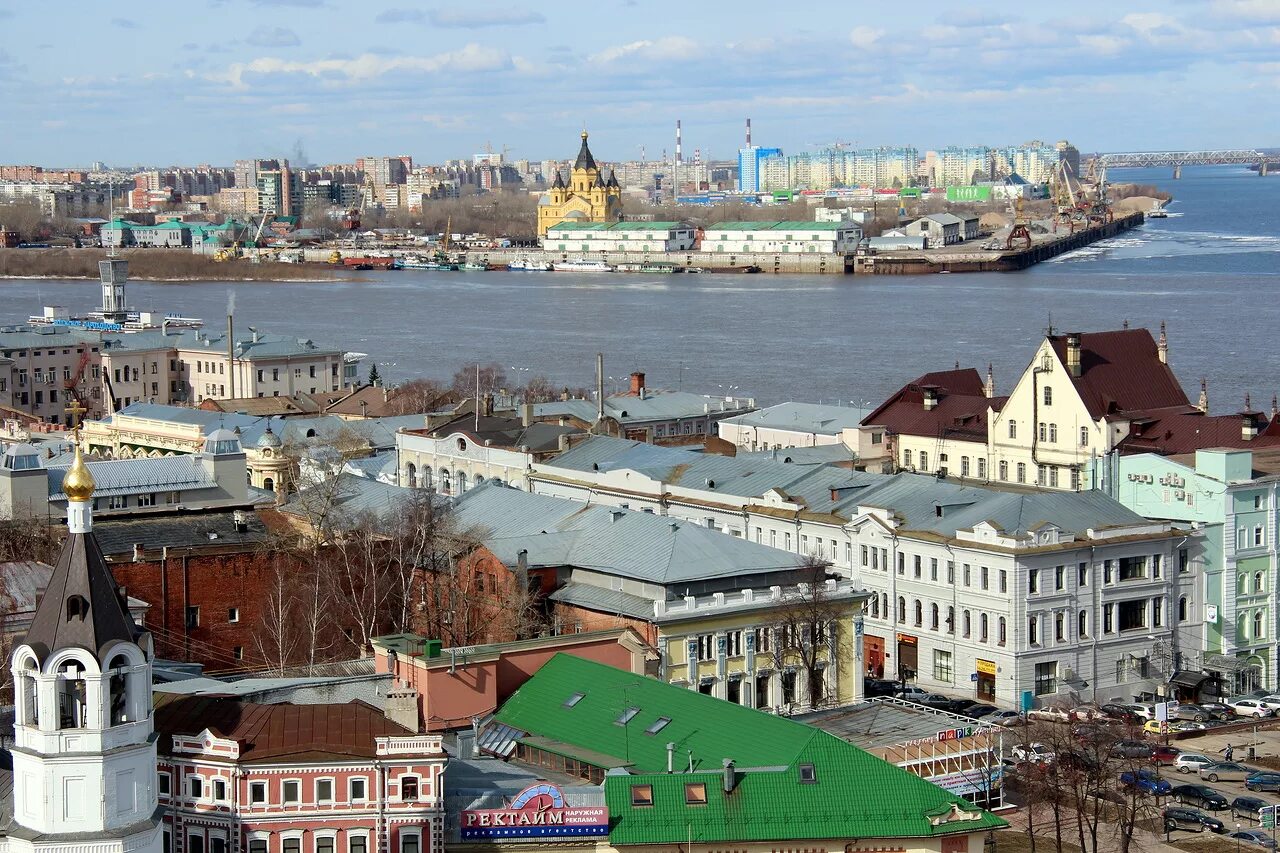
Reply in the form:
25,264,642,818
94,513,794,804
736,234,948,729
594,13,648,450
1,0,1277,167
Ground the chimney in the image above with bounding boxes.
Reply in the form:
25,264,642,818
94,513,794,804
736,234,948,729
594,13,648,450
667,742,676,773
521,402,534,427
1157,321,1168,364
921,386,938,411
1066,332,1082,377
629,371,646,397
482,393,494,418
1244,394,1261,440
227,314,235,398
132,543,145,561
1197,379,1209,414
560,387,570,401
233,510,249,533
722,758,737,793
984,363,995,398
746,117,752,147
610,509,624,523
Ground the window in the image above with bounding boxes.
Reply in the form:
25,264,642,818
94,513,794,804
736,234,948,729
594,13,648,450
914,599,923,627
282,780,300,804
999,460,1008,481
1104,560,1114,584
696,634,715,662
1118,600,1147,631
645,716,672,735
1255,611,1266,639
1038,422,1046,442
1079,609,1089,638
189,776,204,799
980,613,989,643
185,606,199,629
903,449,912,467
1255,525,1265,547
227,607,239,623
1027,615,1038,645
930,558,938,581
684,783,708,805
158,773,171,796
897,552,905,574
1016,463,1026,483
798,763,817,783
914,555,922,579
1103,603,1114,633
961,456,970,477
1028,570,1037,594
919,451,928,470
1153,598,1163,628
1179,548,1190,574
1178,596,1188,622
981,566,989,590
861,545,869,567
998,616,1007,645
1001,570,1010,593
631,784,654,806
316,779,333,803
947,606,955,634
947,561,955,583
1049,466,1059,487
1043,386,1052,406
401,776,419,801
1118,556,1147,581
1080,426,1090,446
1078,563,1089,587
563,691,585,708
962,610,971,638
616,707,641,726
316,839,334,853
1034,662,1058,696
897,596,906,623
1055,612,1065,641
1055,566,1065,591
1009,420,1017,439
1049,424,1058,443
933,649,953,683
350,777,368,801
930,603,939,631
213,779,227,801
1256,572,1266,594
978,458,987,479
963,564,971,586
249,781,266,804
189,836,205,853
350,838,367,853
400,835,418,853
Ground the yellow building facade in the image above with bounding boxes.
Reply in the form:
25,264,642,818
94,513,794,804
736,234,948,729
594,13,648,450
537,132,622,236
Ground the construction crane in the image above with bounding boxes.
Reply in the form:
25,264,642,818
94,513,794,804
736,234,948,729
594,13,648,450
1005,197,1033,251
63,349,94,421
1049,160,1085,234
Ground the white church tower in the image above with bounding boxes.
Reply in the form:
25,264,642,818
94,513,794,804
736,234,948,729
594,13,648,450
4,436,161,853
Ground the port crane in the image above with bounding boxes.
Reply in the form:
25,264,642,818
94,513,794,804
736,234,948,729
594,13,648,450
1005,197,1033,251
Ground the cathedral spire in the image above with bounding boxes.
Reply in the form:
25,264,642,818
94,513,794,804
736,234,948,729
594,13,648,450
574,130,597,171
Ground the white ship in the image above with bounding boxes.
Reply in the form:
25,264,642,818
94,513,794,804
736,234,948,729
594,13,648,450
552,259,614,273
507,257,553,271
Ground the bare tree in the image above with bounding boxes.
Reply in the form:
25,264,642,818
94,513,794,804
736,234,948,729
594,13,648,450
0,518,62,564
451,363,508,398
252,546,303,676
385,377,456,415
762,558,846,710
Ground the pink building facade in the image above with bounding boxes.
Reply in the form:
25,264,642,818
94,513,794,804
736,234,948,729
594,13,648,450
155,697,447,853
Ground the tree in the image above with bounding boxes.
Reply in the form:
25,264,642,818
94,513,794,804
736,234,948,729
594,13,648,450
519,375,560,404
253,546,304,676
0,518,63,564
385,377,456,415
368,363,382,386
762,558,847,710
0,199,48,242
451,362,508,398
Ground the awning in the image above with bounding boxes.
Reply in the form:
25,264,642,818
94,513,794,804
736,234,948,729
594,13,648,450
1169,670,1217,689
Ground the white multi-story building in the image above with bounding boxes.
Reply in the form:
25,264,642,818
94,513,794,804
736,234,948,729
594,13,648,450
541,221,696,252
938,146,991,185
531,435,1200,708
717,401,869,451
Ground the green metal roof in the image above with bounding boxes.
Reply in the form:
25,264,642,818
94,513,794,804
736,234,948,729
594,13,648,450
494,655,1006,844
548,221,688,232
706,221,854,232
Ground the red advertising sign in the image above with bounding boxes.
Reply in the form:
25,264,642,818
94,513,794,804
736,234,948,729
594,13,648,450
461,784,609,839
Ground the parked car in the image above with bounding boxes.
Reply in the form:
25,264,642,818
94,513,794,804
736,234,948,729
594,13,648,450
1171,720,1210,732
947,698,982,715
980,709,1027,727
1172,783,1230,810
1163,805,1227,834
1011,742,1055,763
1127,703,1158,720
912,693,955,710
1200,761,1255,782
1198,702,1233,718
1100,703,1141,722
896,685,929,700
1246,772,1280,793
1173,704,1213,722
1175,753,1217,774
1229,699,1275,718
1112,740,1155,759
1229,830,1278,850
1120,768,1173,796
1143,719,1168,735
864,678,899,697
1151,745,1182,765
1028,706,1071,723
962,703,998,720
1257,695,1280,710
1069,704,1108,722
1232,796,1270,822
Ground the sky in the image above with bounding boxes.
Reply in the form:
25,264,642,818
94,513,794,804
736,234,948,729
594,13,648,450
1,0,1277,167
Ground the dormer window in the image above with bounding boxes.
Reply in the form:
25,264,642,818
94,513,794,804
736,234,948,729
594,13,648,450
798,763,817,783
66,594,89,622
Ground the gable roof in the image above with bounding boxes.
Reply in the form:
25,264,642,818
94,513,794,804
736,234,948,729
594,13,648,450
493,655,1005,843
860,369,1001,441
1119,409,1280,455
1047,329,1190,417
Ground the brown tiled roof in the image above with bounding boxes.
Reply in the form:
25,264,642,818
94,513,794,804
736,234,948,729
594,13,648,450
154,695,426,763
1119,410,1280,456
1048,329,1189,418
861,369,1002,441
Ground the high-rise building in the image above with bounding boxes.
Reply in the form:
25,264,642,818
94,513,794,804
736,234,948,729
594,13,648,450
736,146,783,192
1056,140,1081,178
938,146,992,185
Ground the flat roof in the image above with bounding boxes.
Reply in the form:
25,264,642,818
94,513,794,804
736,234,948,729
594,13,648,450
796,699,993,751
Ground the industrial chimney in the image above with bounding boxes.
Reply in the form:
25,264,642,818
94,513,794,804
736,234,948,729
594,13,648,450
674,119,682,200
746,117,752,147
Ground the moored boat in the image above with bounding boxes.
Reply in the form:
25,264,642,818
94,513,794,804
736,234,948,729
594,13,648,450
552,258,614,273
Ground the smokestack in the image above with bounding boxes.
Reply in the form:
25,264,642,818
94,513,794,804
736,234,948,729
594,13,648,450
629,371,646,397
596,352,604,425
227,314,235,398
723,758,737,793
667,742,675,773
746,117,752,147
674,119,682,201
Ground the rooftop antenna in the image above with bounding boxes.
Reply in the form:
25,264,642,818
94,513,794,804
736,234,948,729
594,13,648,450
474,362,481,431
1044,313,1056,337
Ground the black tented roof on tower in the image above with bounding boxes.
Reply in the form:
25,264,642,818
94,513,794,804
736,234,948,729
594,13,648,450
574,134,597,171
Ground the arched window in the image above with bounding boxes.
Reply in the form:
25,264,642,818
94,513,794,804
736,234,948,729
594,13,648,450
1238,574,1249,596
869,596,878,619
1255,572,1265,594
475,475,485,486
57,661,87,730
999,616,1007,645
897,596,905,623
930,603,939,631
1178,596,1188,622
946,606,955,634
1049,423,1058,443
914,599,923,627
1255,611,1265,639
108,653,130,726
1008,420,1017,439
980,613,989,642
1043,386,1053,406
406,463,417,489
440,469,452,494
881,593,888,619
456,471,468,494
1079,609,1089,637
423,466,433,490
962,610,971,638
19,658,39,727
66,594,89,622
263,477,274,493
306,428,317,438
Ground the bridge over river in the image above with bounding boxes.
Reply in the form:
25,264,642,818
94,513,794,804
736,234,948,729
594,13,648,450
1097,149,1269,177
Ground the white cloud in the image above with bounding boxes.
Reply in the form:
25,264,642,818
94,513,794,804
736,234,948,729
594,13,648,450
848,26,885,50
213,44,513,87
588,36,698,64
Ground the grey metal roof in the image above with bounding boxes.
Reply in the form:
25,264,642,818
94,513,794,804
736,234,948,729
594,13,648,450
47,455,216,499
798,699,993,751
548,581,655,620
717,402,871,436
449,483,809,584
738,444,857,466
533,391,751,425
92,510,271,556
279,473,425,526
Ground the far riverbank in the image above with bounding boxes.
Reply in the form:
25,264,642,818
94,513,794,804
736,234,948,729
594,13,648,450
0,248,336,282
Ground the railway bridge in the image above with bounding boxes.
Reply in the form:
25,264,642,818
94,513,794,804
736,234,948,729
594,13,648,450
1097,149,1268,178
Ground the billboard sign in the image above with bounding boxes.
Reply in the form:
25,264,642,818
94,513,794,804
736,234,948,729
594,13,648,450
461,784,609,839
945,185,992,202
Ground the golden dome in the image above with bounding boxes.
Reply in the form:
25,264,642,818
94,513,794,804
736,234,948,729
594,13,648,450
63,445,96,502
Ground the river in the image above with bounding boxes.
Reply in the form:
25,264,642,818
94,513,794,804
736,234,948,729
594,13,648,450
3,165,1276,409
